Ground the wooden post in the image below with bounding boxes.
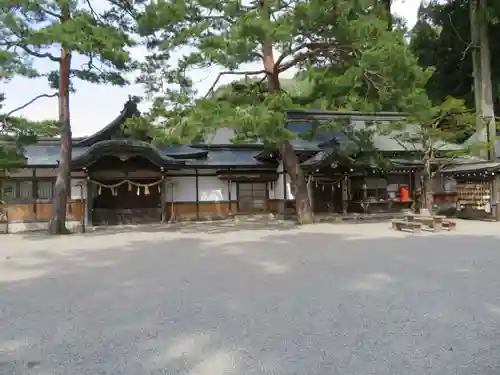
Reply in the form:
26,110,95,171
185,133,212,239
227,179,232,214
195,169,199,220
79,182,85,233
32,169,37,217
492,176,500,221
160,173,166,223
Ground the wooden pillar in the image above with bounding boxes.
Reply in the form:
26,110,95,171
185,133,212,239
160,173,166,223
492,176,500,221
171,184,176,222
32,169,37,217
408,170,412,194
68,176,73,217
195,169,199,220
86,176,93,226
227,179,232,213
266,181,270,212
83,171,90,228
79,181,86,233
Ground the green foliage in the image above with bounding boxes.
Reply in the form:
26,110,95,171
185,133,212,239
134,0,433,147
0,93,59,170
125,97,207,146
0,0,136,92
410,0,500,115
378,96,478,160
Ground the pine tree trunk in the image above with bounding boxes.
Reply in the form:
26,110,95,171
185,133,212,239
281,142,313,224
478,0,496,160
470,0,482,140
261,43,313,224
49,5,72,234
421,157,433,215
470,0,496,159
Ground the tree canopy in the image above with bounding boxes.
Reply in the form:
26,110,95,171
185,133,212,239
0,0,136,89
129,0,438,222
410,0,500,114
133,0,432,139
0,0,137,233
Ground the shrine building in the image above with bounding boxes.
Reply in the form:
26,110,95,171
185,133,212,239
0,99,464,232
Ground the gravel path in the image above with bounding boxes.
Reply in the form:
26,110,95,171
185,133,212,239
1,220,500,375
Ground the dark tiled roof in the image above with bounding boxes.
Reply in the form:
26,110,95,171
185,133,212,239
72,139,184,168
24,145,88,165
161,145,208,158
289,139,322,152
301,148,354,169
286,121,347,147
74,100,140,147
187,150,275,168
441,161,500,173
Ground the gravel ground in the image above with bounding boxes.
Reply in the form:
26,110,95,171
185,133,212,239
1,220,500,375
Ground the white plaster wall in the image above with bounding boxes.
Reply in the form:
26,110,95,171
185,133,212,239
198,176,234,202
6,168,32,177
37,168,58,177
270,162,294,200
71,179,87,199
165,176,236,202
166,176,196,202
7,168,86,178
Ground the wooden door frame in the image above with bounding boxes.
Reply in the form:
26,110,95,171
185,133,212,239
236,182,269,213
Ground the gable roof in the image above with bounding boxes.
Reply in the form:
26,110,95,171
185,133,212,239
74,99,140,147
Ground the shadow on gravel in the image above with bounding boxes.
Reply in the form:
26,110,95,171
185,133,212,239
1,228,500,375
13,220,298,240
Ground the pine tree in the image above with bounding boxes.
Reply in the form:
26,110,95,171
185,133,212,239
134,0,420,224
0,0,136,233
378,96,479,214
0,94,59,169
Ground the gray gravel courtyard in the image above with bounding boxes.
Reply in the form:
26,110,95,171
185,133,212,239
1,220,500,375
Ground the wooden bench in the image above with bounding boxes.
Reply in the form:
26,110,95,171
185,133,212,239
392,219,422,233
441,220,457,231
405,213,446,232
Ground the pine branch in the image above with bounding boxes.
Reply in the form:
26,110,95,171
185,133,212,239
276,42,349,73
204,70,268,98
3,42,61,62
4,92,58,118
38,5,64,20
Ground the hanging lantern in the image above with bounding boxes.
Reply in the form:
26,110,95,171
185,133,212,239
137,186,140,195
128,182,132,192
157,184,161,192
144,185,150,195
98,185,102,195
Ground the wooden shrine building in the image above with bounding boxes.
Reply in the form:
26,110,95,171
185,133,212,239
0,99,463,232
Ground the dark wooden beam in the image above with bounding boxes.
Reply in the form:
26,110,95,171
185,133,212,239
195,169,199,220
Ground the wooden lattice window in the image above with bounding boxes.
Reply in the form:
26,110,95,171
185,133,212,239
237,183,267,213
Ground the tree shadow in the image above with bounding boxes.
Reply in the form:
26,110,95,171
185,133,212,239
11,219,298,240
1,225,500,374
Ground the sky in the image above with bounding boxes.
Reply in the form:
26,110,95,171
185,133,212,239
1,0,424,137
